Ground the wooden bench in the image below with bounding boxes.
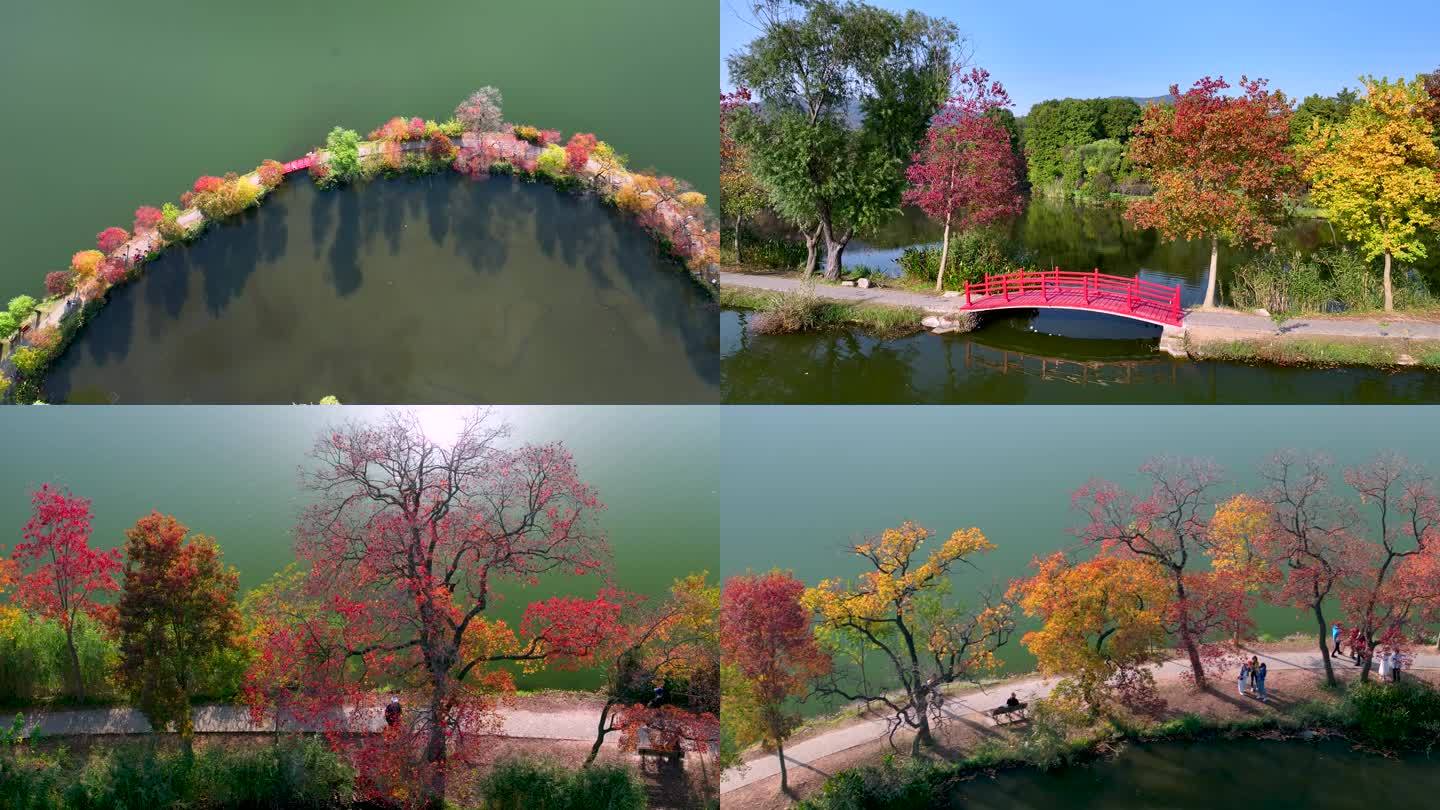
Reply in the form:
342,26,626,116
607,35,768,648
988,702,1028,725
636,726,683,766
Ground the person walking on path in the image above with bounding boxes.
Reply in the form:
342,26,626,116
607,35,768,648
1379,650,1392,680
1256,662,1268,702
1332,622,1343,657
1238,662,1250,697
1349,628,1365,665
1249,656,1260,692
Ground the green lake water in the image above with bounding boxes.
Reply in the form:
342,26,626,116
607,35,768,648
720,406,1440,686
956,738,1440,809
0,406,719,690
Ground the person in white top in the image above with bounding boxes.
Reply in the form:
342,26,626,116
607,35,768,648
1378,650,1391,680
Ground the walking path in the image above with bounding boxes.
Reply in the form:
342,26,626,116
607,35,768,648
721,270,1440,343
14,698,608,744
720,648,1440,795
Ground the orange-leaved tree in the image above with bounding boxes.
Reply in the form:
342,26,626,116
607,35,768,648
804,522,1014,756
1125,77,1299,309
1073,458,1258,688
1013,552,1172,716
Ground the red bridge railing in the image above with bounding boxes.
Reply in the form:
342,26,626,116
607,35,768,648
961,269,1183,327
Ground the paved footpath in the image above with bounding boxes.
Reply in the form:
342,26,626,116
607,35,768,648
722,271,1440,342
14,701,607,744
721,648,1440,795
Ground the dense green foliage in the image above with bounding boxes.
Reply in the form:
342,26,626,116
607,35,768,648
1020,97,1145,196
718,229,809,269
896,228,1017,289
727,0,958,278
1290,88,1361,143
319,128,361,188
1228,248,1431,314
0,728,355,810
1348,680,1440,750
0,610,247,707
474,758,647,810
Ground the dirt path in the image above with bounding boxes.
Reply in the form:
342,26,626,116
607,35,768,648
722,645,1440,798
721,270,959,313
14,691,612,744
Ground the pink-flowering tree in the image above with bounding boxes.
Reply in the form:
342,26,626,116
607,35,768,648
133,206,164,233
454,87,504,132
11,485,122,699
1342,454,1440,681
904,67,1023,291
44,271,76,297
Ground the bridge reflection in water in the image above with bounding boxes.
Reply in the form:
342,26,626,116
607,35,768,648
959,341,1180,387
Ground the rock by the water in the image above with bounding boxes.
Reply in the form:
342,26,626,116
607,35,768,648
840,280,855,287
921,315,941,329
856,277,871,289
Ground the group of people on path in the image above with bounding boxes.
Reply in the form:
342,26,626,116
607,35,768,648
1331,622,1404,681
1238,656,1268,701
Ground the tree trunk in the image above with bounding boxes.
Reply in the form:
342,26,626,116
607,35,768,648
911,690,935,755
584,700,616,766
1360,645,1374,683
777,738,789,794
734,215,742,263
818,219,848,281
1314,605,1336,687
63,624,85,701
1203,237,1219,309
1383,250,1394,312
801,225,820,276
934,217,953,292
1174,574,1207,688
424,693,448,810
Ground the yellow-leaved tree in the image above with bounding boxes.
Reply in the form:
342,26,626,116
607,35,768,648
1300,76,1440,311
803,521,1015,755
1013,552,1172,717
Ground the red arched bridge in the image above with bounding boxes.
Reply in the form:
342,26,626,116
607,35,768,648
960,269,1184,327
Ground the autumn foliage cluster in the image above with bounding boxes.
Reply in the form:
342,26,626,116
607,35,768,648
721,452,1440,781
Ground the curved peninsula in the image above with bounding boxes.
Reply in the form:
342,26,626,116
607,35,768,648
0,91,720,403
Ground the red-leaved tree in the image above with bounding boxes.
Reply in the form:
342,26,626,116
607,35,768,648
721,570,830,794
904,67,1023,291
11,485,121,699
1125,76,1299,308
1073,458,1255,688
245,409,617,810
1341,453,1440,681
1251,452,1368,687
566,133,598,174
96,227,130,254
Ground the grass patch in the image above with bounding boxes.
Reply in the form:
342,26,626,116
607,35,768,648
1190,337,1403,368
719,285,925,339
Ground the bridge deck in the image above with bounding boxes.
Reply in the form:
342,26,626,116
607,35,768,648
963,288,1182,327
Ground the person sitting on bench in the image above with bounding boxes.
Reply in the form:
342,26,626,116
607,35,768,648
1005,692,1021,710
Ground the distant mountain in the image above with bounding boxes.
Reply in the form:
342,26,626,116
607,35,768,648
1127,94,1173,106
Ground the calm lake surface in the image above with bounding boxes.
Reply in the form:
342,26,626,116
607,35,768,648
0,0,717,297
720,407,1440,683
0,406,719,690
721,309,1440,404
957,739,1440,809
45,176,719,404
725,198,1440,404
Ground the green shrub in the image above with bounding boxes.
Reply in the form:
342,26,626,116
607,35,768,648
536,145,568,181
512,125,543,144
8,296,38,322
796,755,947,810
1,736,353,809
1347,680,1440,751
1228,248,1430,314
0,374,11,400
897,229,1013,290
10,347,50,378
718,231,809,269
0,312,16,339
475,757,645,810
0,612,118,705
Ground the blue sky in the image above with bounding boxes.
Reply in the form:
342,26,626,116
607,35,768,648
720,0,1440,114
